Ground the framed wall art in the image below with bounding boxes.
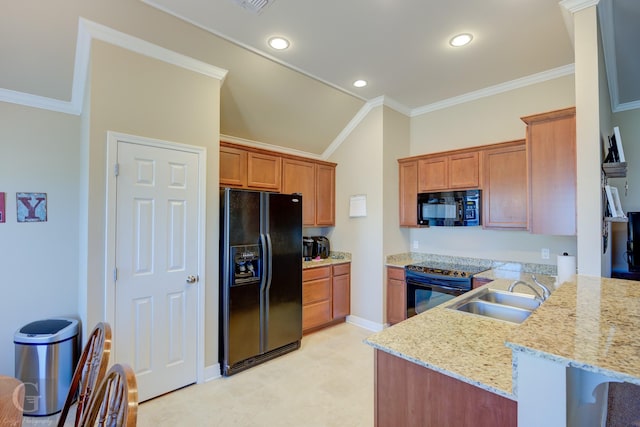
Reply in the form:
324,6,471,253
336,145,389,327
16,192,47,222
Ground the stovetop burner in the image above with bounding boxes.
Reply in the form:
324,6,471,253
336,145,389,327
405,261,487,278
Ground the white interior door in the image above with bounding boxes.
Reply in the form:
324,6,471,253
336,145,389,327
114,140,199,401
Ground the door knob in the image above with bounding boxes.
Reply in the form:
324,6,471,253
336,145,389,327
186,275,198,284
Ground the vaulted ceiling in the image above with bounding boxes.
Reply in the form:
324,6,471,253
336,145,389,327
0,0,637,157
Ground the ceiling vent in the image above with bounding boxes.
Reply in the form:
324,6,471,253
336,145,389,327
230,0,275,14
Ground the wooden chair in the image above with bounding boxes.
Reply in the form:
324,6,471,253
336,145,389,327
80,363,138,427
0,375,24,427
58,322,112,427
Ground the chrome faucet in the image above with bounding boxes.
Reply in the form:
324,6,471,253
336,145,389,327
508,276,551,302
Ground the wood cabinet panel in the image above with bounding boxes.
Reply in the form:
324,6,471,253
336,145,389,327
375,349,517,427
315,164,335,226
303,277,331,305
303,266,331,282
220,146,247,187
387,267,406,325
247,152,281,191
522,107,576,236
332,271,350,320
418,152,480,193
483,141,528,229
472,277,493,289
398,160,418,227
303,264,350,333
282,158,316,226
418,156,448,192
303,301,333,330
449,151,479,189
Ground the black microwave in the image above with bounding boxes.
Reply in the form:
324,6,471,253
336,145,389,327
417,189,481,226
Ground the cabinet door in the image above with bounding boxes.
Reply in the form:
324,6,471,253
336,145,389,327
220,146,247,188
418,156,448,192
399,160,418,227
523,108,576,236
483,143,528,229
332,264,350,320
247,152,282,191
315,164,335,226
282,159,316,226
387,267,406,325
449,152,479,189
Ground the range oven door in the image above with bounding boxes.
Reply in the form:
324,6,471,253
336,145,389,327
406,277,467,318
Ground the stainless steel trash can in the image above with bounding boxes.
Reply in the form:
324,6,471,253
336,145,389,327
14,318,79,416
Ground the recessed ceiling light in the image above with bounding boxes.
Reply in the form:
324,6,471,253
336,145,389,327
449,33,473,47
268,37,290,50
353,79,367,88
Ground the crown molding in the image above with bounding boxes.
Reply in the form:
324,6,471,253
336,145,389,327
560,0,600,14
220,134,324,160
0,18,228,115
410,64,575,117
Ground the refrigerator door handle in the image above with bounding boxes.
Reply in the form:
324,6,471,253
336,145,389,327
265,233,273,292
259,233,268,294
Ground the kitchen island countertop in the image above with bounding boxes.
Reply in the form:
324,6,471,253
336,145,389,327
365,274,640,400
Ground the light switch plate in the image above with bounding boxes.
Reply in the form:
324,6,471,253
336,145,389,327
541,248,550,259
412,240,419,249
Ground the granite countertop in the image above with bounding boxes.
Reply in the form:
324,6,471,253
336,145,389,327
365,278,528,399
366,273,640,401
506,275,640,385
303,251,351,269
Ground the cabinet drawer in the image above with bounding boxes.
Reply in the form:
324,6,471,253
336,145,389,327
303,300,332,330
387,267,405,281
332,263,350,276
303,278,331,305
303,266,331,281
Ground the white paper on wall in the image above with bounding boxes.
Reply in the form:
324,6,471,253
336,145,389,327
349,194,367,217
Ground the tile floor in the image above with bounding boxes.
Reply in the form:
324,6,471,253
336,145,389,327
23,322,374,427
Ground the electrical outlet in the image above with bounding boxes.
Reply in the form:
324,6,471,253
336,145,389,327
541,248,550,260
412,240,419,249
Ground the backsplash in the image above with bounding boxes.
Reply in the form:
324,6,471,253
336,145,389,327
386,252,557,276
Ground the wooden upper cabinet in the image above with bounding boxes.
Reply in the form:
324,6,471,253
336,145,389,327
220,141,336,226
418,156,448,192
315,164,335,226
247,151,281,191
418,151,479,192
449,152,479,189
399,160,418,227
482,141,528,230
282,158,316,226
220,145,247,188
521,107,576,236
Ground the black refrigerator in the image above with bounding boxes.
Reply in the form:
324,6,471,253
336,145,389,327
220,188,303,376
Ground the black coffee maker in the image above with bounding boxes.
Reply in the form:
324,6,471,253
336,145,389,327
302,236,314,261
311,236,330,259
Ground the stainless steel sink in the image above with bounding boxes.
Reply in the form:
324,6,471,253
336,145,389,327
447,288,541,324
453,300,533,324
475,289,541,311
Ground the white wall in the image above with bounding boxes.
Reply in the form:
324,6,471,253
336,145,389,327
409,76,577,265
0,103,81,375
329,107,385,326
85,41,221,367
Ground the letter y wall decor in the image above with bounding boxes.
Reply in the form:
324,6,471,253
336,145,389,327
16,192,47,222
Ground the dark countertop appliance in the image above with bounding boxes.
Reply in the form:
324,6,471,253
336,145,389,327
303,236,314,261
405,261,487,318
417,189,481,226
311,236,330,259
220,188,303,376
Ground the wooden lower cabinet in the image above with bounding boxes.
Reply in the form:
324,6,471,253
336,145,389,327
472,277,492,289
303,263,350,333
386,267,406,325
375,349,517,427
332,263,350,320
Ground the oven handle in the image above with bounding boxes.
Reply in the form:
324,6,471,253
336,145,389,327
406,277,467,294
